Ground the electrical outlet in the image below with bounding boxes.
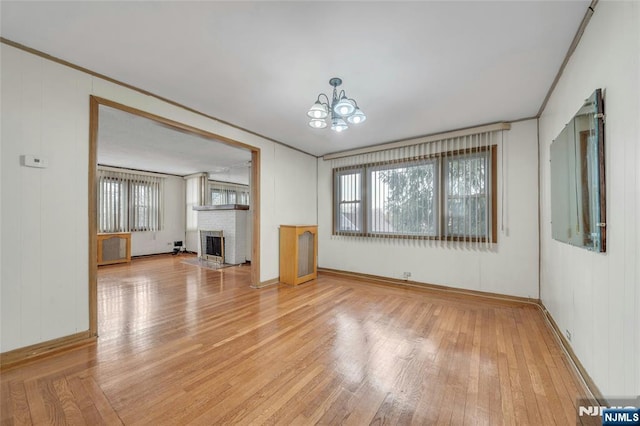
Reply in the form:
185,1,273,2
402,272,411,280
565,330,572,342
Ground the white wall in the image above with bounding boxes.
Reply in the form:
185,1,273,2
264,143,318,279
317,119,540,298
539,1,639,397
1,47,91,351
0,43,317,352
130,175,185,256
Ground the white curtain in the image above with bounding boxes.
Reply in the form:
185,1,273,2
98,167,164,233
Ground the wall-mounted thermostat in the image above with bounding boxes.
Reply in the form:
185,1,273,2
20,155,48,168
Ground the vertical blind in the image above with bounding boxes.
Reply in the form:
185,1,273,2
331,130,503,249
185,174,206,233
209,181,250,205
98,167,164,233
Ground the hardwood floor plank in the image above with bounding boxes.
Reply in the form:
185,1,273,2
7,381,32,425
495,313,516,426
22,379,47,425
52,377,84,425
0,254,593,425
81,377,123,425
464,309,482,424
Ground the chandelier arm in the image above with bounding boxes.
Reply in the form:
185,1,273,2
317,93,330,106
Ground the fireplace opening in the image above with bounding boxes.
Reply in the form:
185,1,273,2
199,230,224,263
206,236,224,258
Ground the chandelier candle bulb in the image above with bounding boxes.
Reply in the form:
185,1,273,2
334,97,356,116
347,108,366,124
307,102,328,119
309,118,327,129
308,77,366,132
331,117,348,132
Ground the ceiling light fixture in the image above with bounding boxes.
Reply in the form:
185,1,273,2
307,77,366,132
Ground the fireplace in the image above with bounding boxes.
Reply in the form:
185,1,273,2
195,207,248,265
199,230,224,263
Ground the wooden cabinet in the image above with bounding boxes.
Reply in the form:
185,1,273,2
279,225,317,285
97,233,131,266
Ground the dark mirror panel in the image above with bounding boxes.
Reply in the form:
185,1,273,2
550,89,606,252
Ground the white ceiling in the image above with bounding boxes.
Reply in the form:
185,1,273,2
1,1,590,158
98,105,251,184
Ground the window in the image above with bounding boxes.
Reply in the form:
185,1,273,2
333,146,496,241
334,168,364,233
129,180,161,231
369,159,438,236
444,151,490,238
98,168,163,233
209,181,250,206
98,177,127,233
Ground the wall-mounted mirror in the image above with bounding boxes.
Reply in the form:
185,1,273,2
550,89,606,252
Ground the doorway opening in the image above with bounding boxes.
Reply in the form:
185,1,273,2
88,96,261,336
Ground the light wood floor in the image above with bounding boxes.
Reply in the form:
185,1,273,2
1,254,591,425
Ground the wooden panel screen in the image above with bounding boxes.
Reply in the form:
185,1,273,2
97,233,131,266
279,225,317,285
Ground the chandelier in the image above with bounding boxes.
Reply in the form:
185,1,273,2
307,77,366,132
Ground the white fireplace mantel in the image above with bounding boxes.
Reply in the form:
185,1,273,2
193,204,249,211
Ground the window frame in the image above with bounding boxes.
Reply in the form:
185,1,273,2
332,146,497,242
442,149,493,241
333,167,365,235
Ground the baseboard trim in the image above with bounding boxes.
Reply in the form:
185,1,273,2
251,278,280,289
538,304,606,404
318,267,540,306
131,251,182,259
0,331,97,371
